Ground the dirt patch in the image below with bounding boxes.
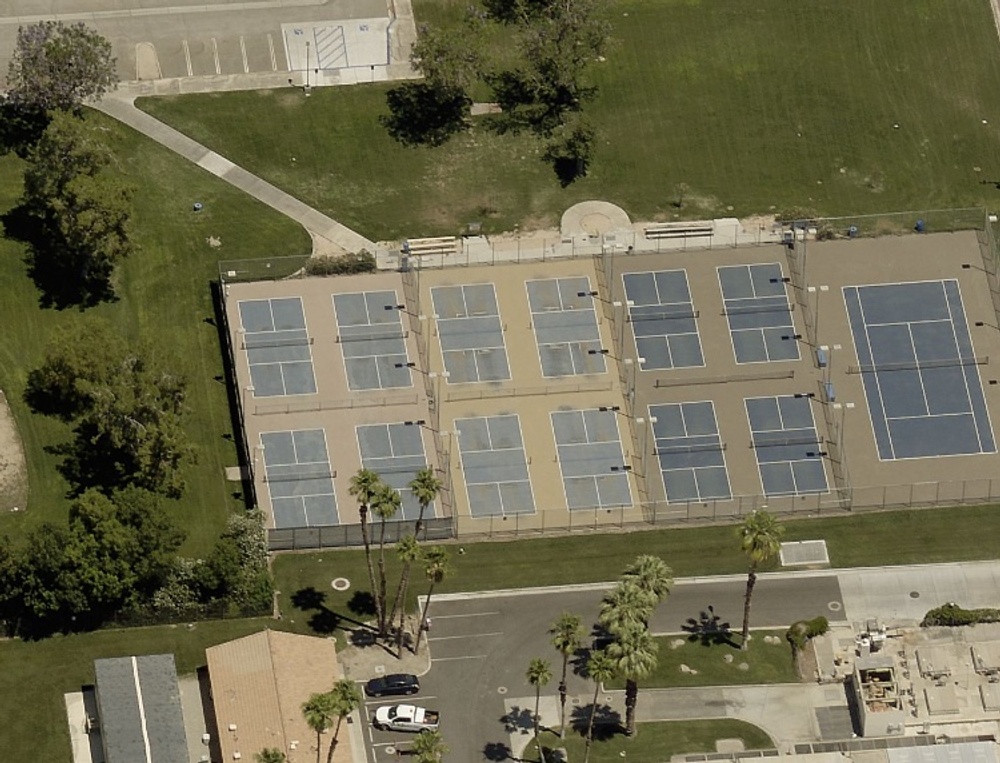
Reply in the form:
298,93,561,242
0,390,28,512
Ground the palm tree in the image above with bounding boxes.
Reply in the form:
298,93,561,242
607,623,658,737
550,612,582,738
302,692,334,763
255,749,286,763
409,466,442,537
389,534,422,654
739,510,784,650
622,554,673,607
526,658,552,762
371,481,401,637
412,729,448,763
324,679,363,763
598,579,656,636
583,650,618,763
415,546,451,652
349,468,384,636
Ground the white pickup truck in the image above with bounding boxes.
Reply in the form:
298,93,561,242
373,704,440,732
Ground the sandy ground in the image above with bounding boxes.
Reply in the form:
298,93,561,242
0,389,28,512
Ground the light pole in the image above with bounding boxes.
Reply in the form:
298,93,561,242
636,415,657,477
807,284,828,345
304,40,312,95
430,371,450,404
243,385,255,415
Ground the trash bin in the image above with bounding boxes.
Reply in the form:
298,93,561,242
193,202,203,212
848,226,858,238
915,219,926,233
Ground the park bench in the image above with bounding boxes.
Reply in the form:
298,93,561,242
644,221,714,240
402,236,459,257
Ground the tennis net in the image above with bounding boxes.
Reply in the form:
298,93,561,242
629,308,699,323
264,467,337,483
751,435,822,449
655,442,726,456
244,334,313,349
337,329,408,343
846,355,988,374
721,302,795,317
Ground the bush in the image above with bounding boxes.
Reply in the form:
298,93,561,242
921,603,1000,627
304,250,376,277
786,615,829,650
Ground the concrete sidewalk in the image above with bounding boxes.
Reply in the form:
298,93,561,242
95,94,377,256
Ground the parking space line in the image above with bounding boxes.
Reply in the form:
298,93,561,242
431,611,499,620
182,39,192,76
431,654,486,661
365,696,437,706
428,632,503,642
240,36,249,73
267,33,277,71
212,37,220,74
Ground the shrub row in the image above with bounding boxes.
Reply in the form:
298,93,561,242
921,603,1000,627
786,615,830,650
304,250,377,276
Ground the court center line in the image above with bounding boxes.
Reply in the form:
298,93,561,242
905,323,932,418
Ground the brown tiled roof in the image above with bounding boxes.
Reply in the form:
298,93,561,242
207,629,349,763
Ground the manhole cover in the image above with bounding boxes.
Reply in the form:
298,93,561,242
828,601,842,612
498,686,508,695
385,747,396,756
571,697,581,705
331,577,351,592
910,591,921,599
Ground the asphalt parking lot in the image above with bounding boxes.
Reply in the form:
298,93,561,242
355,575,845,763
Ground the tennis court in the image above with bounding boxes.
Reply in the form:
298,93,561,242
527,277,606,377
746,395,828,496
551,408,632,510
844,279,996,460
718,264,799,364
623,270,704,371
332,290,412,391
260,428,338,528
357,422,434,520
431,283,511,383
649,401,731,503
455,414,535,517
238,297,317,397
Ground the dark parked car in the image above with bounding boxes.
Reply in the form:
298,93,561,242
365,673,420,698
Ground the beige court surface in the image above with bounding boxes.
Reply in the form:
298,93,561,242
225,229,1000,536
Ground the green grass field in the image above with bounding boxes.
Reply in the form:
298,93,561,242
138,0,1000,240
0,110,311,556
527,720,775,763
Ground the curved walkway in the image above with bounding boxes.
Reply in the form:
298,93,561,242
95,94,377,255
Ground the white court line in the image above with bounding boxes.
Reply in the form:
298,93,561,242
431,611,500,619
905,324,932,417
854,287,894,459
431,654,486,661
428,632,503,642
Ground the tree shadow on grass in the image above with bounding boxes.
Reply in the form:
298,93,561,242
289,586,375,635
568,703,622,741
682,605,738,647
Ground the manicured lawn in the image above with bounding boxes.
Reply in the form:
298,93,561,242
0,618,288,762
0,110,311,556
273,503,1000,635
605,631,797,690
138,0,1000,240
526,720,774,763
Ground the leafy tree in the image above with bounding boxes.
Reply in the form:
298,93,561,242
412,729,448,763
372,481,401,636
349,469,383,635
302,692,335,763
542,118,596,186
324,679,362,763
739,510,784,649
388,534,422,653
255,749,286,763
19,111,135,307
583,649,617,763
606,623,658,737
598,580,655,636
382,82,472,148
27,321,194,496
550,612,582,738
196,510,272,611
415,546,451,652
410,22,483,91
526,657,552,759
409,466,442,537
6,21,117,113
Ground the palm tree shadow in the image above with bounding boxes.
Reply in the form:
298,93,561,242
501,706,535,735
568,703,622,740
289,586,376,635
682,605,737,647
483,742,515,761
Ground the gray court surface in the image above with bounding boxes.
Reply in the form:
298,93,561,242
333,290,412,391
746,395,828,496
623,270,704,371
357,423,434,521
526,277,606,377
551,409,632,510
261,428,338,528
844,280,996,460
718,264,800,364
649,401,731,503
238,297,317,397
431,284,511,384
455,415,535,516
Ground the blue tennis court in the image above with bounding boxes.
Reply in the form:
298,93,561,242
238,298,317,397
649,402,731,503
623,270,704,371
746,395,828,496
844,280,996,460
332,290,412,391
455,414,535,516
356,422,434,520
431,284,511,384
718,264,799,364
551,409,632,510
526,277,606,377
260,428,338,528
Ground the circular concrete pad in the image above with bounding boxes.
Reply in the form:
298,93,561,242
561,201,632,239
